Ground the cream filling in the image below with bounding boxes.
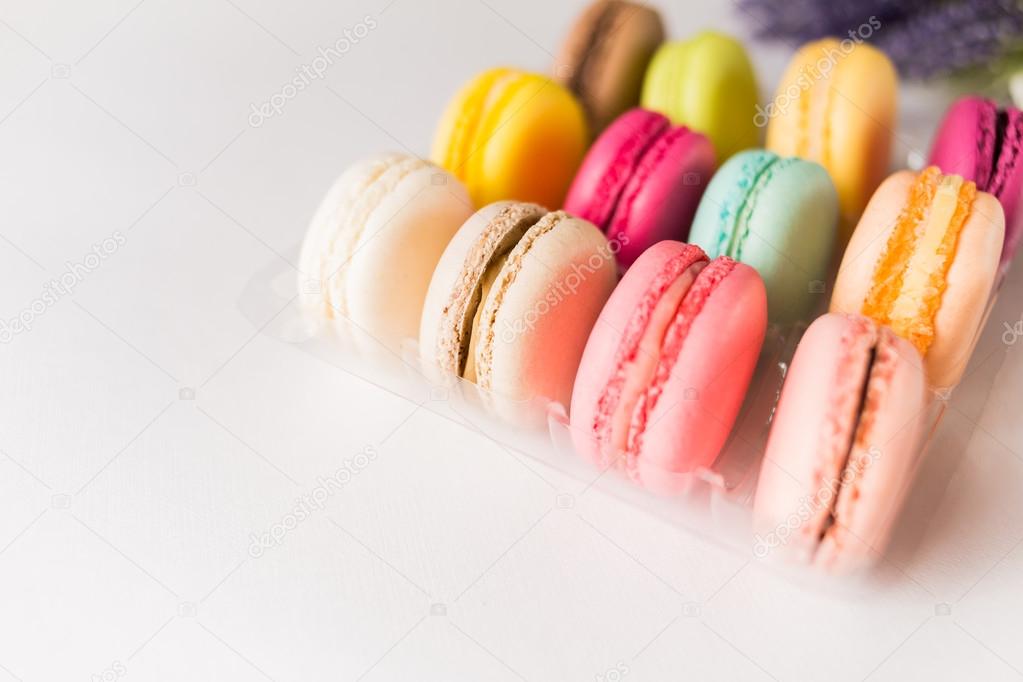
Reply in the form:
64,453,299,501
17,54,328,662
462,249,511,382
887,175,961,325
607,264,701,454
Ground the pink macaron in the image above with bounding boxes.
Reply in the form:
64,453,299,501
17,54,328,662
563,108,716,269
928,96,1023,268
753,313,929,574
570,241,767,495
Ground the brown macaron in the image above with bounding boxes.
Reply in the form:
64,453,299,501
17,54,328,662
554,1,665,134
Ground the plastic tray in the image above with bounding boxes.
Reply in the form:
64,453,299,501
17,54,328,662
241,247,1009,587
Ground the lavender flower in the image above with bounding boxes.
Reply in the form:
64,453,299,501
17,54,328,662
736,0,1023,79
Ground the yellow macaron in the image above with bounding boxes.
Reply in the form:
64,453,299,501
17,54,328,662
432,68,588,209
640,32,760,163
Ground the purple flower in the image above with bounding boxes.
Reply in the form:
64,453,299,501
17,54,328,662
736,0,1023,78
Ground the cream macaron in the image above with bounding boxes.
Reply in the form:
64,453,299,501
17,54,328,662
298,153,473,354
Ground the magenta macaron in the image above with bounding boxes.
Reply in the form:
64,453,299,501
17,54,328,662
570,241,767,495
563,108,716,268
928,96,1023,267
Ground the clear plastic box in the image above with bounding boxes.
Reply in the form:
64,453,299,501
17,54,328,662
242,247,1010,587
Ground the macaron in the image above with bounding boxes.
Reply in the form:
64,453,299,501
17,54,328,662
753,313,928,574
928,96,1023,268
640,31,759,163
432,68,588,209
830,167,1005,390
563,108,716,269
570,241,767,495
420,202,616,413
766,39,898,242
298,153,473,353
554,0,665,134
688,149,837,324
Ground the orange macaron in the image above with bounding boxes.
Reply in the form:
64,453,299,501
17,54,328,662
831,167,1004,390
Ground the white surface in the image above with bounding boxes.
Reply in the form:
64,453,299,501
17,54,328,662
1,1,1022,680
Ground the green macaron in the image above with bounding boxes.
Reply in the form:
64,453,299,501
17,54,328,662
688,149,838,324
640,31,760,162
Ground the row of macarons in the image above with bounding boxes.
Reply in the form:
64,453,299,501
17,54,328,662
297,178,944,573
300,128,1007,394
431,0,1021,265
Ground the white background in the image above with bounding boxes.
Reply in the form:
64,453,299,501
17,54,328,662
1,0,1022,680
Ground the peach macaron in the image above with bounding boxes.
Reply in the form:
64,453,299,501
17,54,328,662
831,167,1004,390
753,313,929,574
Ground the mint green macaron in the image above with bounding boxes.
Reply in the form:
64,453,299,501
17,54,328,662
641,31,760,162
688,149,838,324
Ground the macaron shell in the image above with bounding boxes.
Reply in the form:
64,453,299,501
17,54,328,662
479,214,616,409
299,153,404,310
418,201,545,373
610,125,716,266
689,150,837,323
831,171,917,318
831,170,1005,389
994,108,1023,265
927,97,987,182
926,189,1004,387
633,260,766,494
431,68,511,174
753,313,870,565
570,240,704,467
341,165,473,352
554,1,665,133
476,74,588,209
753,314,928,572
299,154,472,354
815,329,928,573
929,97,1023,267
641,32,759,162
432,70,588,208
563,108,669,230
766,39,897,242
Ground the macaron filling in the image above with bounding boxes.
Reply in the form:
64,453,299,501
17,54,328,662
436,203,546,376
591,245,708,465
861,167,977,354
475,211,573,390
708,152,797,260
463,248,511,382
625,257,737,473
